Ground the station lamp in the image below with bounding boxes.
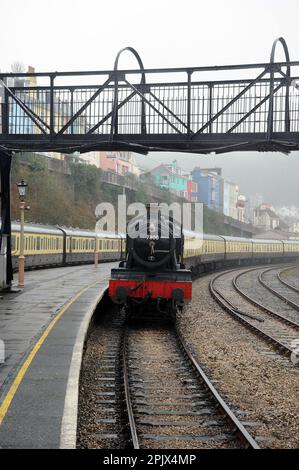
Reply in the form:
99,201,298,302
16,179,28,201
16,179,28,288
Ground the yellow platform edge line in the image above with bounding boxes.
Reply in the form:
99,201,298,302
0,279,100,425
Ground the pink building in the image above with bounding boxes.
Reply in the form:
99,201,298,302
78,151,140,176
99,151,140,176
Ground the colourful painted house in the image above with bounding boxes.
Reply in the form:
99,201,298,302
146,160,197,200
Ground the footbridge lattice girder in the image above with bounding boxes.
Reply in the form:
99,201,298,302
1,37,299,155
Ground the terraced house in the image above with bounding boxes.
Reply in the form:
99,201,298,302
146,160,197,201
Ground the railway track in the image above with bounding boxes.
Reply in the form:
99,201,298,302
210,266,299,358
278,266,299,293
258,266,299,310
78,311,260,449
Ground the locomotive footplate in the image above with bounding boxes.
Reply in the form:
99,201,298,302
109,268,192,304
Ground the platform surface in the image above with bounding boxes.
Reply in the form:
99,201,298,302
0,262,117,448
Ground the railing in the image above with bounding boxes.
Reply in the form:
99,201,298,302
1,38,299,154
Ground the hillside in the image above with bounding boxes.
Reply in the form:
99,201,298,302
11,152,238,235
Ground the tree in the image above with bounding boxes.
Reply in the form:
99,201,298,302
10,61,26,73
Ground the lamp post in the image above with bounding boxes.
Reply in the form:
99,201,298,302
94,235,99,268
16,179,28,288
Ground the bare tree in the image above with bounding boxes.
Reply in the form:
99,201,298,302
10,61,26,73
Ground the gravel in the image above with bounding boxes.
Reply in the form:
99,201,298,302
214,268,299,348
77,313,122,449
178,272,299,449
280,266,299,290
235,267,299,325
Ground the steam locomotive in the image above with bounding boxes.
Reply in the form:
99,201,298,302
108,208,192,319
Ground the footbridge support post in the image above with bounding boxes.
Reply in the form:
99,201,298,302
0,151,13,290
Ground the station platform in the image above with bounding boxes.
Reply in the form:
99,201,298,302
0,262,117,449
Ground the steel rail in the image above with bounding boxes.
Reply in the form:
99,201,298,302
122,328,140,449
209,271,294,357
277,266,299,294
258,267,299,311
233,268,299,330
175,326,260,449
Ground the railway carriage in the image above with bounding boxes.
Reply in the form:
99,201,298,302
60,228,124,265
252,238,283,259
222,236,253,261
95,231,124,262
11,223,64,269
11,223,124,269
201,234,226,263
282,239,299,257
10,221,299,276
183,232,225,271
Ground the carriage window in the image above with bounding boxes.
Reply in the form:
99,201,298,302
11,235,16,251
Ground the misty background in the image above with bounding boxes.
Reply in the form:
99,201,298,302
135,150,299,207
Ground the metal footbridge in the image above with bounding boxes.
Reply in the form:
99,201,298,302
1,37,299,155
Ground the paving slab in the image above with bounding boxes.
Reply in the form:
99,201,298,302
0,263,117,448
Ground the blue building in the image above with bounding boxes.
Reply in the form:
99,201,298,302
191,167,223,212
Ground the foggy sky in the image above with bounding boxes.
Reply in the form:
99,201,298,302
134,151,299,207
1,0,299,72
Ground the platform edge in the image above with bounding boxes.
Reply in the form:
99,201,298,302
59,285,107,449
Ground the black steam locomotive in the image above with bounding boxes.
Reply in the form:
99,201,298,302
109,207,192,319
